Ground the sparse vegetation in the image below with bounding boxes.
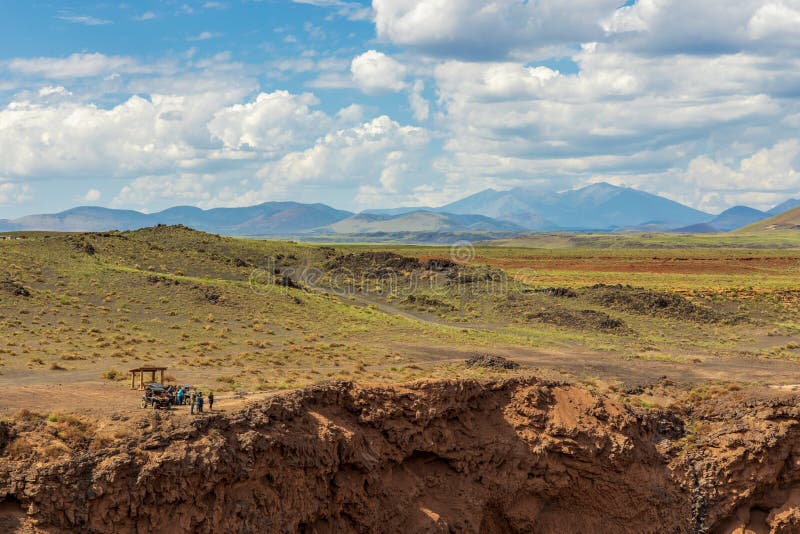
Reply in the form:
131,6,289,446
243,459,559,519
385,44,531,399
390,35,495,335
100,369,122,380
1,225,800,420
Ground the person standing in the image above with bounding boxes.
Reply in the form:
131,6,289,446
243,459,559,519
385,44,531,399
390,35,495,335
176,387,184,407
197,393,204,414
208,391,214,412
190,392,195,415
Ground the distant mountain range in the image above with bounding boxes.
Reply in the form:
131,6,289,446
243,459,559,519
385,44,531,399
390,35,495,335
438,182,714,230
0,203,352,235
708,206,771,232
367,184,798,234
768,199,800,215
673,206,773,233
1,183,799,236
367,182,713,231
323,211,525,234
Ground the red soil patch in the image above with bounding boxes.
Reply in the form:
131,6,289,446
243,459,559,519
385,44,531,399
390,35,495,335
477,256,800,275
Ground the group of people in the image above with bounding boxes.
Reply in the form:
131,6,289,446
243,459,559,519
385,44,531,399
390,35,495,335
175,387,214,414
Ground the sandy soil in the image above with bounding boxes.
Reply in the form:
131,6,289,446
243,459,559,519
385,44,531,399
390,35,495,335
395,342,800,385
3,340,799,419
0,376,268,418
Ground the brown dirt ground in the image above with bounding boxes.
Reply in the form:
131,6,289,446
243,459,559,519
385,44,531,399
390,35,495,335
392,342,800,390
3,311,800,418
0,374,267,419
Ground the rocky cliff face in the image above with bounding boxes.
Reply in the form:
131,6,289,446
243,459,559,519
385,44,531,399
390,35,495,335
1,378,799,533
676,393,800,533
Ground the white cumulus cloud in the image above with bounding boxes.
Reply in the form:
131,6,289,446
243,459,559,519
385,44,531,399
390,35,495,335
351,50,407,94
408,80,429,121
748,2,800,41
682,140,800,208
0,182,33,205
373,0,620,59
113,174,216,207
209,91,332,155
38,85,72,97
257,115,428,186
83,188,102,202
0,93,226,179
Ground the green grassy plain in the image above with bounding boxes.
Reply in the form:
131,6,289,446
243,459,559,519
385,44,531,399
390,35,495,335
324,235,800,360
2,226,800,413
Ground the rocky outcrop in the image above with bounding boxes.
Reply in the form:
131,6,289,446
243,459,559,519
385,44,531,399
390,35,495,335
1,379,799,533
672,393,800,533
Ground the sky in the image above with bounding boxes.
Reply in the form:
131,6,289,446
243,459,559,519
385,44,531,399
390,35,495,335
1,0,800,218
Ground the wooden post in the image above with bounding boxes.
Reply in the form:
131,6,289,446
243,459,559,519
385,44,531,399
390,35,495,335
130,371,134,389
160,369,164,384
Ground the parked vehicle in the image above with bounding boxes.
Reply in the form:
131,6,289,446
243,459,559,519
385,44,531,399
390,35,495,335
141,383,173,409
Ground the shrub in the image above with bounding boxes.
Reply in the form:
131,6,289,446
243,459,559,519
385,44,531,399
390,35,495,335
101,369,121,380
216,375,236,384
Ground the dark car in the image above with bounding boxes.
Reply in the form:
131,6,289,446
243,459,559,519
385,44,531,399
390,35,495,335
141,383,173,409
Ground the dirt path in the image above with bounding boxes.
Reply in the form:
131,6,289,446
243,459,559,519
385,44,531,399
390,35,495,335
305,281,501,330
0,379,274,419
3,343,799,418
309,282,800,388
393,342,800,388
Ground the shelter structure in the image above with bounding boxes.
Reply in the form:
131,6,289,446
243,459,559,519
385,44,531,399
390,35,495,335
129,366,167,389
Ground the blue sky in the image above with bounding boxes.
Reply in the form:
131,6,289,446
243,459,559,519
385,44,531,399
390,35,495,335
1,0,800,218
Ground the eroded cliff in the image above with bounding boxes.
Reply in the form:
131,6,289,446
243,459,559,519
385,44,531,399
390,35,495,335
1,378,799,533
